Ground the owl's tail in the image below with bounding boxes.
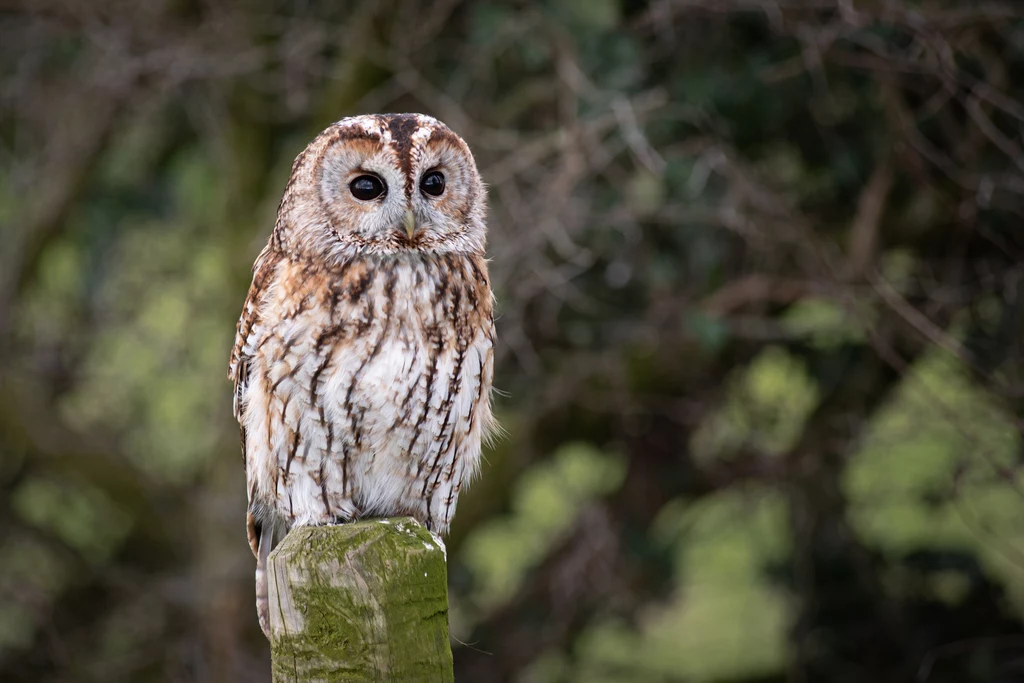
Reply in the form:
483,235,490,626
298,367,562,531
249,509,280,640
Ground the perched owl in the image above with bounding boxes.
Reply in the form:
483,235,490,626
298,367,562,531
227,113,495,636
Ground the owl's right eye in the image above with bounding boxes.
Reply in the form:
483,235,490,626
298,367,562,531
350,175,386,201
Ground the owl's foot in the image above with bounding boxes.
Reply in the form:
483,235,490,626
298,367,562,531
330,502,363,525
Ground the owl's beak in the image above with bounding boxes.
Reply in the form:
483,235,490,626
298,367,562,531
403,209,417,239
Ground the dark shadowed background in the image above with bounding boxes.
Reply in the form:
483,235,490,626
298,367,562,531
2,1,1024,681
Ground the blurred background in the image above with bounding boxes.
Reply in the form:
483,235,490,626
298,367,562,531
2,1,1024,681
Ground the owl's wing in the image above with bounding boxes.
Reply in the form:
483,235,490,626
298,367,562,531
228,242,282,563
228,242,280,421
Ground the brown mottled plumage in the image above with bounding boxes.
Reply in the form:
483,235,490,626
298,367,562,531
228,114,495,636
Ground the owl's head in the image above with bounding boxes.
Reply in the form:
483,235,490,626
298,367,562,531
276,113,487,260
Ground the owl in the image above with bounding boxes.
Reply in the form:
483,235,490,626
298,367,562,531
227,113,495,636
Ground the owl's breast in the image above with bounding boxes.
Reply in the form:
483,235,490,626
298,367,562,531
317,253,490,437
243,252,493,528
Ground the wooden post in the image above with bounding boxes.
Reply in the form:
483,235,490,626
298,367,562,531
267,517,453,682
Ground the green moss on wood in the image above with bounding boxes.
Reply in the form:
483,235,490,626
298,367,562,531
268,518,453,683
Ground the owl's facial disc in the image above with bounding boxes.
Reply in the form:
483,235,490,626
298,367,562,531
305,113,486,256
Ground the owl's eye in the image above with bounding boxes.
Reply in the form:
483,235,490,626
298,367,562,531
420,171,445,197
350,175,386,201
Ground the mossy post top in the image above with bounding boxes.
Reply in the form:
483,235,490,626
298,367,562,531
267,518,453,683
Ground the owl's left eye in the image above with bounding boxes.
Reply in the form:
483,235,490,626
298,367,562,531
420,171,445,197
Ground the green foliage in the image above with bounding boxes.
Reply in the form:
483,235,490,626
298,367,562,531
781,298,867,348
846,350,1024,605
0,537,71,651
459,443,625,612
692,346,820,461
528,489,790,683
12,476,130,564
57,156,237,480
